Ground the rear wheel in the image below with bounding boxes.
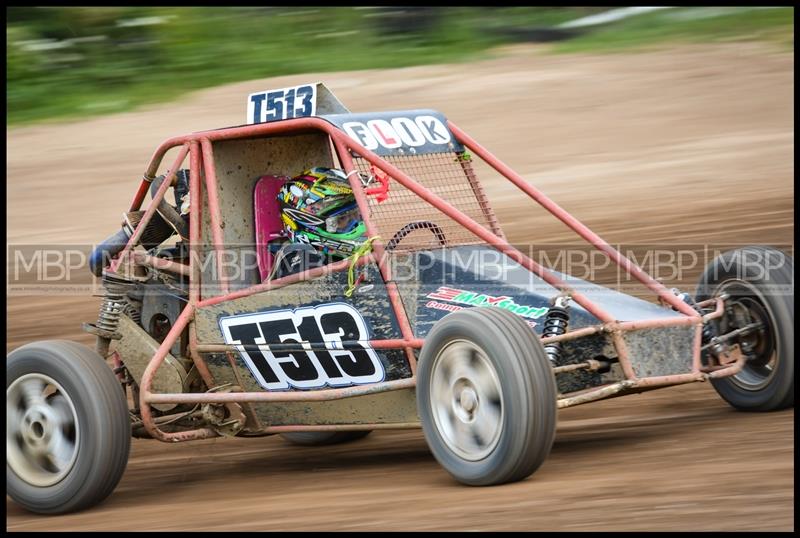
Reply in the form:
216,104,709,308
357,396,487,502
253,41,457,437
7,340,131,514
417,307,556,486
696,246,793,411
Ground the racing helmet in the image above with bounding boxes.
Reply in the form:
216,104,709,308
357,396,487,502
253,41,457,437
277,167,366,258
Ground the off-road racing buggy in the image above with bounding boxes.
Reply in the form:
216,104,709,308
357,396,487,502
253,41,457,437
7,84,793,514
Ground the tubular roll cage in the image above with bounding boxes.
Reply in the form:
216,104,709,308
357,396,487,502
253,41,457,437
109,117,740,442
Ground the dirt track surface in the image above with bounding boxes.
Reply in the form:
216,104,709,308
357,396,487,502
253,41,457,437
6,43,794,531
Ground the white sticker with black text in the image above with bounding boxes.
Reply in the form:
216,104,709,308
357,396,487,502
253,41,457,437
342,115,451,151
247,84,316,124
219,303,385,390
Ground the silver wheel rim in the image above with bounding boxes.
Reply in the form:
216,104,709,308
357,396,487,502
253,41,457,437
429,340,504,461
7,373,80,487
717,279,779,391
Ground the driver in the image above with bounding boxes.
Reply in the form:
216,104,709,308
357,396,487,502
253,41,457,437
277,167,366,259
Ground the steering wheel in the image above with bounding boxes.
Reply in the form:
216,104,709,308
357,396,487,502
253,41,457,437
386,221,448,251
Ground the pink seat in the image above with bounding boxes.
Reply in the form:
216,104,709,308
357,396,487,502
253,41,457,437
253,175,288,281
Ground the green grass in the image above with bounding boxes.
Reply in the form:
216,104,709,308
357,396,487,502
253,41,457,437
6,7,794,127
6,7,508,125
554,7,794,53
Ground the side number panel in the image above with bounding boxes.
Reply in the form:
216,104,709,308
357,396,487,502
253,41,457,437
219,303,385,391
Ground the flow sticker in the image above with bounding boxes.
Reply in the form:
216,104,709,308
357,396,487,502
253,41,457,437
322,110,464,156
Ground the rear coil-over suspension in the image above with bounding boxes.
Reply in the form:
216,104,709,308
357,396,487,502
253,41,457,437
542,296,571,366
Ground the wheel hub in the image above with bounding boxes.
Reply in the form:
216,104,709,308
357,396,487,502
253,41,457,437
7,373,80,487
23,407,53,444
458,386,478,414
430,340,504,462
716,280,778,392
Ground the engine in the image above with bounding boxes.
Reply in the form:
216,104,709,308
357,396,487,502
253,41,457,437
84,170,198,417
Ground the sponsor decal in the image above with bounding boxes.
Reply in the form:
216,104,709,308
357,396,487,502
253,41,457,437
426,286,549,320
247,84,316,124
322,110,463,156
219,303,385,391
425,300,465,313
342,115,451,151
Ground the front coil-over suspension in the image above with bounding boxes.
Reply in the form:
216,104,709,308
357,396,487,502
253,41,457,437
83,272,138,357
671,287,722,354
542,296,571,366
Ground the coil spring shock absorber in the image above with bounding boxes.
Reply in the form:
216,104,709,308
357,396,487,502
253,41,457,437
83,273,137,357
542,296,571,366
671,287,719,351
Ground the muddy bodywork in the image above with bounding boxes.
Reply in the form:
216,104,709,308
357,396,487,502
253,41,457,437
191,244,691,406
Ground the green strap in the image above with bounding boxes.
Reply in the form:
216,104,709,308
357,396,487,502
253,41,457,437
345,236,381,297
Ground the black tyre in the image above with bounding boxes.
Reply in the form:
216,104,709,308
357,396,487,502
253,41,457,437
7,340,131,514
417,307,557,486
281,430,372,446
696,246,794,411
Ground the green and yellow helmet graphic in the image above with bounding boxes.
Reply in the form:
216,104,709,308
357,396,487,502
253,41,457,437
277,167,366,258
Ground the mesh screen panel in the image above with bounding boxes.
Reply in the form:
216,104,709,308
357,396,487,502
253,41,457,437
352,152,504,252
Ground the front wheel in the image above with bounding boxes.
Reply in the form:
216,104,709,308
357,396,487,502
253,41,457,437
696,246,794,411
7,340,131,514
417,307,557,486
